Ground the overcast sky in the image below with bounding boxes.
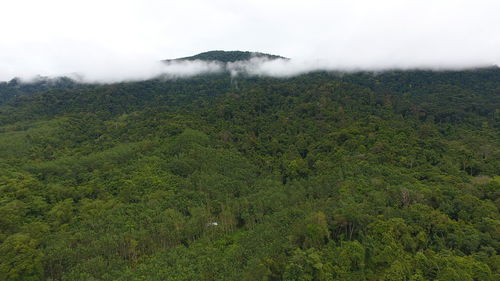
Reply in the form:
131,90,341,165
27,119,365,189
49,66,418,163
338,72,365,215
1,0,499,82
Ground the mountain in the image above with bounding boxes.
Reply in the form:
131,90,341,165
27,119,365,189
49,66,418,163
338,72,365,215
164,50,287,63
0,54,499,281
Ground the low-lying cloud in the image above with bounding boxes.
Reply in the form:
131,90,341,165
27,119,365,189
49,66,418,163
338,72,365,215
227,57,496,78
1,0,499,83
70,59,225,83
6,56,498,84
3,58,226,84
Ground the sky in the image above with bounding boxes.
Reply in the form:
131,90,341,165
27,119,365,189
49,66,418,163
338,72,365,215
1,0,499,82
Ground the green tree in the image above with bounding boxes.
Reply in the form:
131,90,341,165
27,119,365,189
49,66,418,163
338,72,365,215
0,234,44,281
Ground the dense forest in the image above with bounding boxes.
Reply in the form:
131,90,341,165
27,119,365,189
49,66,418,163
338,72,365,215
0,55,499,280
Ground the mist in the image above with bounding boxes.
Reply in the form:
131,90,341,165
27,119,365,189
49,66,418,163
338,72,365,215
1,0,499,83
9,56,497,85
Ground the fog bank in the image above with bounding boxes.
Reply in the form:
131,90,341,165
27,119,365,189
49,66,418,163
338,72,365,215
1,0,499,82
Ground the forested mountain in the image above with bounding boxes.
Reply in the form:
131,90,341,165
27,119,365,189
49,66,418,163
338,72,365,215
0,54,499,281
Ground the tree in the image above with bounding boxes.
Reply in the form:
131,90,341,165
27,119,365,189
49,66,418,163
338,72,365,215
0,234,44,281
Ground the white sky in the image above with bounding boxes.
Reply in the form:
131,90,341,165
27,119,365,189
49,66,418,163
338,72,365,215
1,0,499,82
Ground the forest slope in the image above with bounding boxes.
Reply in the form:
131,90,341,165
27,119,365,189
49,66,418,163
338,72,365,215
0,63,499,281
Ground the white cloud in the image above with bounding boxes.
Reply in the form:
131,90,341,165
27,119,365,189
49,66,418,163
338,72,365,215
0,0,499,82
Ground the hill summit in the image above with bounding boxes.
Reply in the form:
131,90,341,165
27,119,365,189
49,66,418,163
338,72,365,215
164,50,287,63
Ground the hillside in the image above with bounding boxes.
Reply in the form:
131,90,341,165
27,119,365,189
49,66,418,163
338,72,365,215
0,77,83,106
0,60,499,281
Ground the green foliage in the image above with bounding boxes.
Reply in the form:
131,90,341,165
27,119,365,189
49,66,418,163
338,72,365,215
0,234,44,281
0,68,498,280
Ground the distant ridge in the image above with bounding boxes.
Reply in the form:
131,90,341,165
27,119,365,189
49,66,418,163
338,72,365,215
163,50,287,63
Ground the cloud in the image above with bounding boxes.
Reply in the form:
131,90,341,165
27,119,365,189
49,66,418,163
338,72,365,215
226,56,495,79
8,55,498,85
70,60,224,83
1,0,499,82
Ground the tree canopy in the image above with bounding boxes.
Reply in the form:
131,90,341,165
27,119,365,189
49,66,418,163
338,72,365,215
0,66,499,280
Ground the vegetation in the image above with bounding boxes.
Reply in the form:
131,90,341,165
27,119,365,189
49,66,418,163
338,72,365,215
0,77,84,106
0,60,499,280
